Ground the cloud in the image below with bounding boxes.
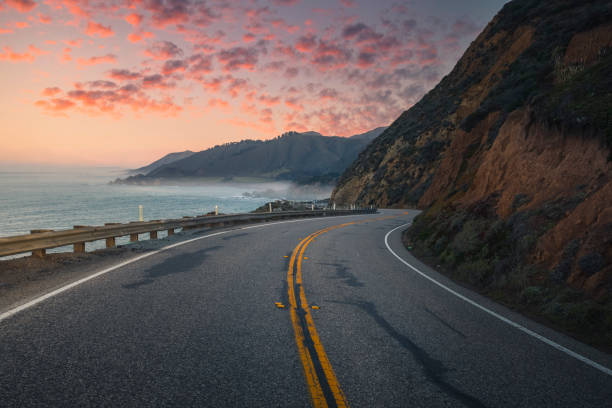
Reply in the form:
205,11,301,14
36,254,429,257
208,98,230,109
145,0,191,28
142,73,175,89
15,21,29,29
257,93,280,106
318,88,338,100
217,46,258,72
161,59,187,75
37,81,182,117
5,0,37,13
77,54,117,67
187,53,213,75
311,40,352,70
284,67,299,78
226,76,250,97
38,13,52,24
107,68,141,81
128,31,154,43
60,47,72,62
42,87,61,96
0,28,14,34
125,13,143,27
85,21,114,38
339,0,356,6
271,0,300,5
285,97,303,111
87,80,117,89
145,41,183,60
0,45,47,63
64,39,82,47
35,98,75,113
295,34,317,53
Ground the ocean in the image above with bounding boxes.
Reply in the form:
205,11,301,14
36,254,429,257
0,166,331,258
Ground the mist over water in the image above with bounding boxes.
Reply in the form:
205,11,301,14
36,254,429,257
0,166,332,255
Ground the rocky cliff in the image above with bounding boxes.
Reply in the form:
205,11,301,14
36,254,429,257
332,0,612,348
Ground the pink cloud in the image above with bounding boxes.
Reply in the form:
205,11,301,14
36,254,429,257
142,73,176,89
311,40,352,70
0,45,47,63
15,21,29,29
226,77,250,97
285,98,303,111
127,33,143,43
39,13,52,24
208,98,230,110
64,39,82,47
161,59,187,75
0,28,14,34
145,0,190,28
86,21,114,38
187,53,213,75
199,76,224,93
5,0,37,13
35,98,75,113
257,93,280,106
107,69,141,81
125,13,143,27
76,54,117,67
243,33,256,43
145,41,183,60
42,86,62,96
295,34,317,53
60,47,72,62
217,46,258,72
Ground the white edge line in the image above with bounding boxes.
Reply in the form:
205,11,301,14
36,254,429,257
384,222,612,377
0,215,345,323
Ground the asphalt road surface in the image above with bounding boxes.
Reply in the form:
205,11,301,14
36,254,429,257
1,209,611,407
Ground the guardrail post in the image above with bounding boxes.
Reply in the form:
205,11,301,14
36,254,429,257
130,233,139,242
150,231,158,239
269,202,272,213
106,237,116,248
168,228,175,236
74,242,85,253
32,248,46,258
139,205,144,222
215,205,218,216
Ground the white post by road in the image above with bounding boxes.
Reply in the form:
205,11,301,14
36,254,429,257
138,205,143,222
333,202,336,210
215,205,218,216
311,203,314,211
269,202,272,213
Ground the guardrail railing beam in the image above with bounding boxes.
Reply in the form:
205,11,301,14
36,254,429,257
0,209,377,258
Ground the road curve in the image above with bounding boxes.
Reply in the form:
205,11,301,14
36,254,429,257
1,209,611,407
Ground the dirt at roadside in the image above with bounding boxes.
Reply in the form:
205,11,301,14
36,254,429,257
0,229,203,314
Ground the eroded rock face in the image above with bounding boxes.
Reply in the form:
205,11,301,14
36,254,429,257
332,0,612,346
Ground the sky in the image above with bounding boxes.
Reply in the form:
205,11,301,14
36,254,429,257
0,0,507,167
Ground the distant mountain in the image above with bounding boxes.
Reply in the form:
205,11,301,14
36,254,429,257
128,150,195,175
332,0,612,348
116,128,386,185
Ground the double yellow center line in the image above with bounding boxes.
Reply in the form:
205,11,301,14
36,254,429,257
287,222,353,408
287,214,404,407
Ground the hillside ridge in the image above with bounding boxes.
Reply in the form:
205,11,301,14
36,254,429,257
332,0,612,349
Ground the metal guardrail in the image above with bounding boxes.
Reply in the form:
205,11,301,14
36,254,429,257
0,209,376,258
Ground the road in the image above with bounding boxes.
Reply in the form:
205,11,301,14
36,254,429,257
1,209,611,407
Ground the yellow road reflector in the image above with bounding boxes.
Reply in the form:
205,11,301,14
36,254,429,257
275,302,286,308
311,305,320,310
284,255,289,258
303,256,309,259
